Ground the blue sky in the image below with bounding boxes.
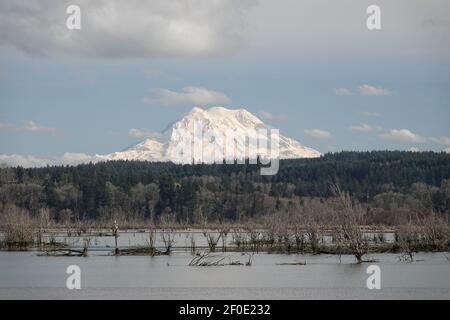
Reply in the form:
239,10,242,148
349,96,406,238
1,0,450,165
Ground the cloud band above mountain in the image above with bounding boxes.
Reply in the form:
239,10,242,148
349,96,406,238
0,0,254,58
143,86,231,107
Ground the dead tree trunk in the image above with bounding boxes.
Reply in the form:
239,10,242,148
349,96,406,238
112,219,119,255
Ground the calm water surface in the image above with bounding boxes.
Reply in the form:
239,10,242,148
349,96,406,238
1,249,449,299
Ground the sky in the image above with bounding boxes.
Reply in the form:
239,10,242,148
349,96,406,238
1,0,450,166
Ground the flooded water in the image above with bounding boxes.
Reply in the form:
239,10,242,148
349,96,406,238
1,250,449,299
29,229,398,252
0,230,449,299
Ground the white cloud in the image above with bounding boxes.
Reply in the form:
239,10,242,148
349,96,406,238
349,123,374,133
358,84,391,96
0,153,98,168
304,129,332,139
258,111,288,121
380,130,450,146
408,147,420,152
129,128,161,139
1,120,57,133
143,86,231,107
333,85,391,97
444,147,450,154
0,0,254,58
333,88,353,96
0,122,15,130
23,120,56,134
61,153,97,165
430,136,450,146
0,154,53,168
380,129,427,143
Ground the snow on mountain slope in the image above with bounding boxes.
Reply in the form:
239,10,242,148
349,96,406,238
97,139,165,162
0,107,321,167
101,106,321,163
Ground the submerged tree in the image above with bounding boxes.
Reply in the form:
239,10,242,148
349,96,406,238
420,212,449,251
331,185,369,263
0,204,34,249
159,211,176,254
396,220,420,262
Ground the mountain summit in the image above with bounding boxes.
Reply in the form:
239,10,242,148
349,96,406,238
98,106,321,163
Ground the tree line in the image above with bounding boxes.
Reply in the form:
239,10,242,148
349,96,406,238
0,151,449,225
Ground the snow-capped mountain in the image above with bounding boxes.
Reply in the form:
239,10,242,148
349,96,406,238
98,106,321,163
0,107,321,167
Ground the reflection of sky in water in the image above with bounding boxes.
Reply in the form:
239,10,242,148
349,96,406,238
0,251,449,299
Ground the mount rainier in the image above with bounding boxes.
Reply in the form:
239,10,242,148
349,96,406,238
0,107,321,167
97,106,321,163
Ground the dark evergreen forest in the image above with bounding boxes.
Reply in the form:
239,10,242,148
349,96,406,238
1,151,449,225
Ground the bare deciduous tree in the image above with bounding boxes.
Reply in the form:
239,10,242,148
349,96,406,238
218,222,230,252
305,216,321,254
331,185,369,263
292,215,307,254
396,220,420,262
0,204,34,249
203,231,221,252
159,212,176,254
420,212,448,251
